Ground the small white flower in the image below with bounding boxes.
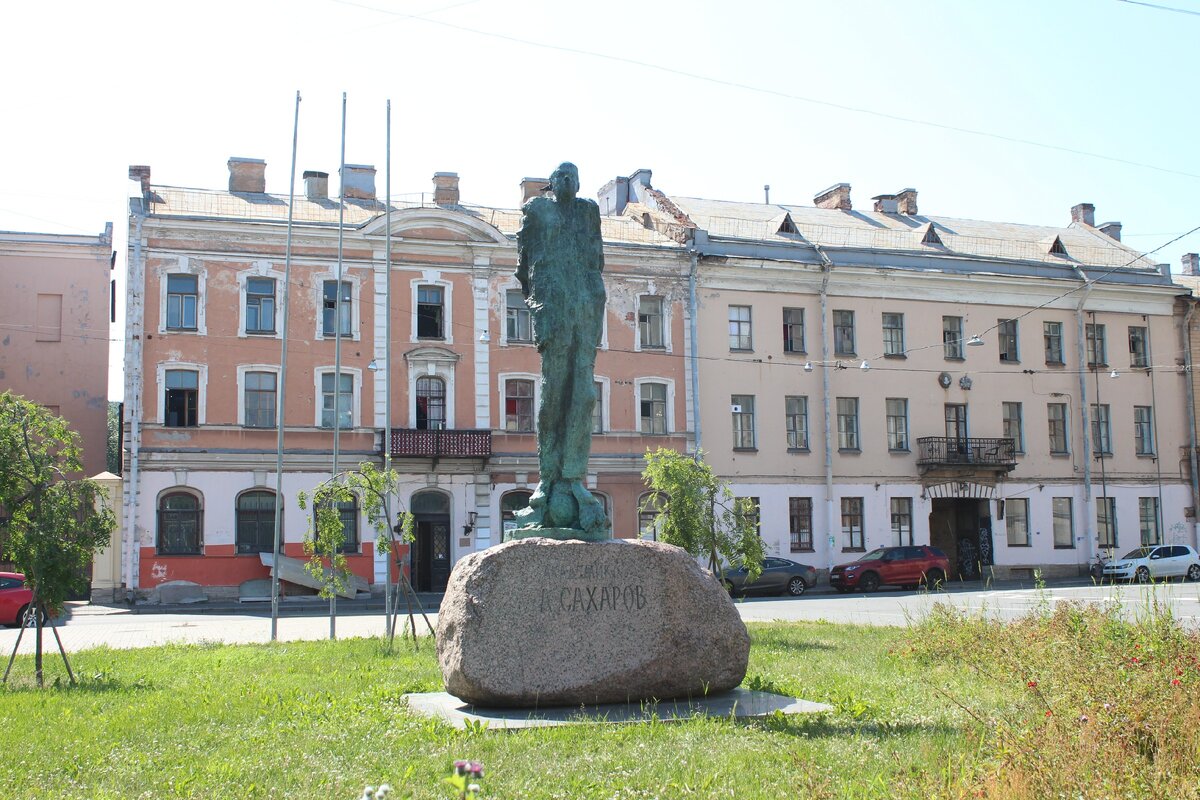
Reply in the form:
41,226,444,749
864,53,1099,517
360,786,376,800
467,783,481,793
374,786,393,800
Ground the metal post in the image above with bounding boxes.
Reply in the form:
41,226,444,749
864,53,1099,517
270,90,301,642
330,91,347,640
383,98,393,637
687,250,702,453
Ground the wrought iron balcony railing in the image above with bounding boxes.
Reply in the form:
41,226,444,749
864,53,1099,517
916,437,1017,470
389,428,491,458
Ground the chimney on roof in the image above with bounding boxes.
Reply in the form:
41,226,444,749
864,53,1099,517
814,183,851,211
872,194,899,213
303,171,329,201
433,172,460,207
597,176,629,215
1183,253,1200,276
521,177,550,206
341,164,376,201
1098,221,1122,242
630,168,653,188
228,157,266,193
896,188,918,215
128,165,151,195
1071,202,1095,227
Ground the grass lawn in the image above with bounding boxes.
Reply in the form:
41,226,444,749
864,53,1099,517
2,603,1198,799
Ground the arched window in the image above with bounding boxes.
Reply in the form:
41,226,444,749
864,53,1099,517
318,496,359,554
411,490,450,516
236,490,278,555
416,376,446,430
500,490,532,535
639,491,667,541
157,491,202,555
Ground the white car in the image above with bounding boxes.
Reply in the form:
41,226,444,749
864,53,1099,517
1102,544,1200,583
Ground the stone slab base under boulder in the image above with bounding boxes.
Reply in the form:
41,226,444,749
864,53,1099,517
436,538,750,707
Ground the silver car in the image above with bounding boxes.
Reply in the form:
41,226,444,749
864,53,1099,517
722,557,818,597
1102,544,1200,583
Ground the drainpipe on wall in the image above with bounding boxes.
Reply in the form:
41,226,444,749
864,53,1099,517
813,244,836,572
123,197,146,600
1072,266,1095,566
1183,301,1200,549
687,249,702,454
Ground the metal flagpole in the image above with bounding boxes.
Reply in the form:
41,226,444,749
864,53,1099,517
271,90,301,642
383,98,394,639
331,91,347,640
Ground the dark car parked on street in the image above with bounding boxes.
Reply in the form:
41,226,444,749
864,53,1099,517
829,546,950,593
723,557,819,597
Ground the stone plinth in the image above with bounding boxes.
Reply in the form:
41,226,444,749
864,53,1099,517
436,538,750,707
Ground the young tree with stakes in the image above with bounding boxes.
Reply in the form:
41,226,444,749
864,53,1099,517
640,447,765,585
0,392,115,686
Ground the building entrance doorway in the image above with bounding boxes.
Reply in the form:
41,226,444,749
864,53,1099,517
928,498,994,580
410,491,451,593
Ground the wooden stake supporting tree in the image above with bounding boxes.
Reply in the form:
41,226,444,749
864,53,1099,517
0,392,115,687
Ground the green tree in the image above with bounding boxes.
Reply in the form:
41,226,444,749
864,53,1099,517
106,401,121,474
0,392,116,686
640,447,765,584
298,462,413,641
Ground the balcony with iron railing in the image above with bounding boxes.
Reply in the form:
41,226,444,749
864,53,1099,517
388,428,491,459
916,437,1017,472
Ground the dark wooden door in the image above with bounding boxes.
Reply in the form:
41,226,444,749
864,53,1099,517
413,517,451,592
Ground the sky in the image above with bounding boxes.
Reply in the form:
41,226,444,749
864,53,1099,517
2,0,1198,402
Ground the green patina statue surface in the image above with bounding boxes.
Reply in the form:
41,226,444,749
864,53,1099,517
509,162,610,541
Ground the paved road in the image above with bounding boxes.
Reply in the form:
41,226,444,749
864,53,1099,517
3,582,1199,655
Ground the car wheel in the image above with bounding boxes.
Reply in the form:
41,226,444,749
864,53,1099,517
1188,564,1200,582
859,572,880,593
924,568,946,589
1135,566,1150,584
786,577,806,597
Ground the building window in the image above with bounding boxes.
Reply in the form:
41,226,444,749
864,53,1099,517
505,290,532,343
737,496,760,535
1048,402,1069,454
322,280,352,337
416,285,444,339
164,369,199,428
833,310,855,356
783,308,805,353
416,376,446,430
886,398,909,451
1128,326,1149,368
638,296,665,349
638,492,666,541
729,305,752,350
505,379,535,432
785,396,808,450
157,491,202,555
639,382,668,435
837,397,859,450
943,316,964,359
246,277,276,334
1044,321,1064,364
1086,323,1107,367
1002,402,1024,453
592,381,604,434
1052,497,1074,548
841,497,864,549
244,371,277,428
1006,498,1030,546
789,497,813,551
998,319,1019,362
890,497,913,546
321,372,354,429
882,313,904,356
500,490,532,535
330,498,359,553
731,394,755,449
1097,496,1117,549
1139,497,1160,546
945,403,968,442
236,490,278,555
1091,403,1111,455
1134,406,1154,456
166,274,198,331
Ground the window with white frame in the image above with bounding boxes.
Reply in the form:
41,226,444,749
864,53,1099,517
1134,406,1154,455
1002,402,1024,453
416,376,447,430
236,490,278,555
731,394,755,449
592,381,604,434
1044,321,1064,364
786,396,808,450
638,295,665,349
505,379,535,432
166,274,199,331
1086,323,1107,367
789,497,813,551
1097,496,1117,549
1139,497,1160,546
243,371,277,428
783,308,805,353
890,497,913,546
416,285,445,339
882,313,904,356
886,398,908,451
1128,326,1149,368
1048,402,1069,454
506,290,532,343
1053,497,1074,548
943,316,964,359
833,310,855,356
998,319,1019,362
322,280,352,337
1091,403,1112,455
245,277,276,334
729,305,752,350
1006,498,1029,546
638,491,666,541
841,497,864,549
320,371,354,428
164,369,199,427
837,397,859,450
157,490,203,555
641,383,668,435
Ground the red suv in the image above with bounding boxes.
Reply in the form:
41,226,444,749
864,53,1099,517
0,572,36,627
830,546,950,592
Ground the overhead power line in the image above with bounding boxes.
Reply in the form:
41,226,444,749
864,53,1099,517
1116,0,1200,17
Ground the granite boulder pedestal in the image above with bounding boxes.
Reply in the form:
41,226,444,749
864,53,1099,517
436,537,750,708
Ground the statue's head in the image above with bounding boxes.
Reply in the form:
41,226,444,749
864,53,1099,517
549,162,579,203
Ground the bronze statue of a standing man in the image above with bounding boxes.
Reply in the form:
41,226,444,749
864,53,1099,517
512,162,610,539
